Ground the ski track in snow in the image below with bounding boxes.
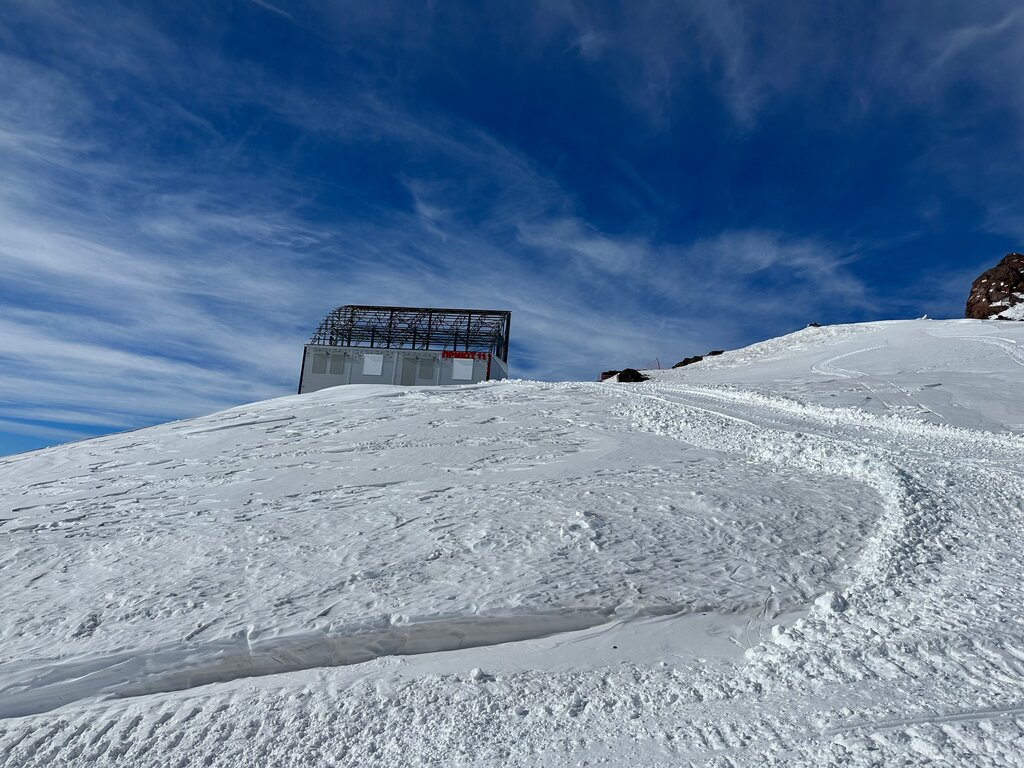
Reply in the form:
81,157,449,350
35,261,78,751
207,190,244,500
1,319,1024,765
924,329,1024,368
809,345,887,380
807,343,953,422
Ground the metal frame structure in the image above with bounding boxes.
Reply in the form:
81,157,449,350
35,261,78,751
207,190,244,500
309,305,512,362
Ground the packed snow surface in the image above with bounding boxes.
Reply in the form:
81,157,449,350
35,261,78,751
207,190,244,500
1,318,1023,765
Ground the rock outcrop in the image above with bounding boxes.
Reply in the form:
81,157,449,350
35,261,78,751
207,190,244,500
599,368,649,383
672,355,703,368
616,368,649,382
966,253,1024,320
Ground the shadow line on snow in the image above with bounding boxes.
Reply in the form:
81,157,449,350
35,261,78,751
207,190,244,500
0,610,631,719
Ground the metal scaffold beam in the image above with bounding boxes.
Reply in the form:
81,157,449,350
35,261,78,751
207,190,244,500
309,305,512,362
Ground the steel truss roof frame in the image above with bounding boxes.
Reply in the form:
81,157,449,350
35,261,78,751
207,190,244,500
309,305,511,362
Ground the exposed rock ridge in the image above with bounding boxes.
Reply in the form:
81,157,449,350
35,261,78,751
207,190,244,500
966,253,1024,320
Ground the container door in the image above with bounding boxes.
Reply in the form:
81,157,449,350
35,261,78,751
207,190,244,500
400,358,417,386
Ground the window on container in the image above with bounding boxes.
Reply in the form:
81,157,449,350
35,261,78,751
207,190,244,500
418,359,434,379
363,354,384,376
311,353,328,374
329,355,345,375
452,358,474,381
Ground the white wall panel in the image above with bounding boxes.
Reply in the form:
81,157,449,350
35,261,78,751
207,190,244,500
452,358,474,381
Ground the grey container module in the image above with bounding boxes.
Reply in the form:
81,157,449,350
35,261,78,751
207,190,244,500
298,305,511,394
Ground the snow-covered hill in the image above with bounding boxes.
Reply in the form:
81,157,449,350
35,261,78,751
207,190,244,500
1,319,1023,766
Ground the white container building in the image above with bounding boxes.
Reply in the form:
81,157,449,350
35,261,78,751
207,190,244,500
298,305,511,394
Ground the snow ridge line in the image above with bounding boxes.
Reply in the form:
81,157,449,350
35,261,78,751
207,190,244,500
599,383,933,598
594,380,1024,722
663,383,1023,456
593,380,977,697
0,611,615,720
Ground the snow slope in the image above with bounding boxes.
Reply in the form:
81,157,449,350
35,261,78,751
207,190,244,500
1,318,1023,766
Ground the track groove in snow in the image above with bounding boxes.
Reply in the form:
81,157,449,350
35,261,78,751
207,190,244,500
824,701,1024,736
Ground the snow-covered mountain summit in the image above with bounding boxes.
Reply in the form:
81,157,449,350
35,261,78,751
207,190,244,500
1,319,1023,766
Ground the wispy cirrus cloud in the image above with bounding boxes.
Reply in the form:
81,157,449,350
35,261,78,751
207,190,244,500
4,0,1012,457
517,219,647,275
0,66,865,450
0,44,872,450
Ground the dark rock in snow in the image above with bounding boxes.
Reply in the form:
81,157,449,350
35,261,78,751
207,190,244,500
600,368,649,382
707,350,724,356
615,368,649,382
806,322,822,328
672,355,704,369
965,253,1024,320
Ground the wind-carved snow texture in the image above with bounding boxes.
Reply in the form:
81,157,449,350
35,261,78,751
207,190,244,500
0,384,878,718
1,319,1023,765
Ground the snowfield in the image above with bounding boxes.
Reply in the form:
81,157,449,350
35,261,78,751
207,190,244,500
1,318,1023,766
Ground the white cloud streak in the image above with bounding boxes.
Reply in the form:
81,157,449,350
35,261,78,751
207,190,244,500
0,0,878,454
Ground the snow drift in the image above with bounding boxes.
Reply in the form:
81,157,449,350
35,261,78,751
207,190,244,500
1,319,1023,766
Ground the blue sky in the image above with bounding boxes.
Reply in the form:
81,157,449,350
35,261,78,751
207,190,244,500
1,1,1021,456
